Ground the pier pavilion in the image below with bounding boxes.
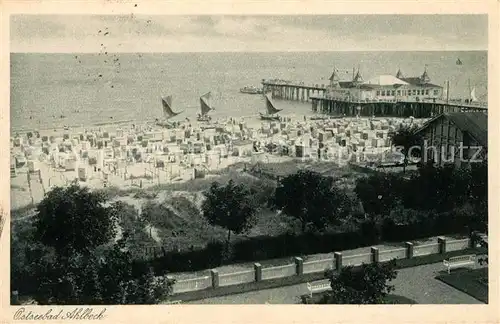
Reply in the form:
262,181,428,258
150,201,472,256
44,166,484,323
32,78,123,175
261,67,487,118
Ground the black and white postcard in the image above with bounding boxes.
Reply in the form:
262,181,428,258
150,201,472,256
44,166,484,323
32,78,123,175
1,1,498,324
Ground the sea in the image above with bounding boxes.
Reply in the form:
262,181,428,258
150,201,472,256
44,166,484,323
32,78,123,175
10,51,487,131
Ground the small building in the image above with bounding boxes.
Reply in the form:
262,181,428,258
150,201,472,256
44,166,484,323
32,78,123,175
27,160,40,173
415,112,487,167
63,152,79,171
78,167,88,181
232,140,254,157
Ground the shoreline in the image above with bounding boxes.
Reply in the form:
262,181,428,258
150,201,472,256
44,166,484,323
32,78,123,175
11,119,140,136
10,113,413,136
10,112,304,138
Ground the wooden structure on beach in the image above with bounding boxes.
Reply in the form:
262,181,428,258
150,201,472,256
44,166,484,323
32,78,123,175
262,79,326,101
309,96,487,118
261,73,487,118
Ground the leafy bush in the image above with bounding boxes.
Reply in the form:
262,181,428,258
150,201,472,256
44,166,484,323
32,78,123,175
11,185,174,305
141,201,187,230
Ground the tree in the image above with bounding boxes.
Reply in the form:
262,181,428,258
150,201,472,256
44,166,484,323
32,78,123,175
202,180,257,251
409,161,487,213
34,181,117,256
467,161,488,231
319,261,398,304
12,184,175,305
273,170,350,233
354,173,406,218
469,161,488,265
389,124,421,174
32,240,175,305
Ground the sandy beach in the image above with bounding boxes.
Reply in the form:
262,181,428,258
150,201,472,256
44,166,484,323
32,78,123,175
10,112,420,212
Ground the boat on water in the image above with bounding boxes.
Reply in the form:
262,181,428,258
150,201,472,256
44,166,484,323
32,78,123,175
156,95,183,128
467,79,478,103
240,86,263,95
456,58,463,65
259,93,282,121
197,92,215,122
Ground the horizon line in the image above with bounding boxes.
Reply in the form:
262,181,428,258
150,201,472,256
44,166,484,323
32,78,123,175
10,49,488,54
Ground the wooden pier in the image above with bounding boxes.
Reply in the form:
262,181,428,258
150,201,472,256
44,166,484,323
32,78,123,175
310,95,487,118
262,79,326,101
261,79,487,118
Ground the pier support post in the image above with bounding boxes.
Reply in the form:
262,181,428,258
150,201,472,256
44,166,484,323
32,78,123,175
312,100,318,112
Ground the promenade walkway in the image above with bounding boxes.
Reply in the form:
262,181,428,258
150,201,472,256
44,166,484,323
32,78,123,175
185,262,485,304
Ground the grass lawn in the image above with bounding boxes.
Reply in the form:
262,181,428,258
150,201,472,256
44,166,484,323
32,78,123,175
436,268,488,303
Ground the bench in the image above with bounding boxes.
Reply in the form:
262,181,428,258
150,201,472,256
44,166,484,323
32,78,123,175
443,254,476,274
307,279,331,297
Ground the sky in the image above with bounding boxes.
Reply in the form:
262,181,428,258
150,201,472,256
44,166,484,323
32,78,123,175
10,15,488,53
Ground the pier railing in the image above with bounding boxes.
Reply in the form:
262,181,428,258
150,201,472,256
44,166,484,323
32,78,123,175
262,79,327,90
309,95,488,109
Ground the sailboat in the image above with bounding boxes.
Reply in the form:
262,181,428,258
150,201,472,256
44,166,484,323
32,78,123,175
470,88,478,102
260,93,282,121
197,92,215,122
456,58,463,65
156,95,182,127
468,79,478,103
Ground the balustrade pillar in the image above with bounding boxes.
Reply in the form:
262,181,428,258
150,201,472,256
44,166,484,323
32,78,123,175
334,252,343,270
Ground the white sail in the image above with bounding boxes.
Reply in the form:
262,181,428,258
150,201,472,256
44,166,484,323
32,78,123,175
470,87,478,102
